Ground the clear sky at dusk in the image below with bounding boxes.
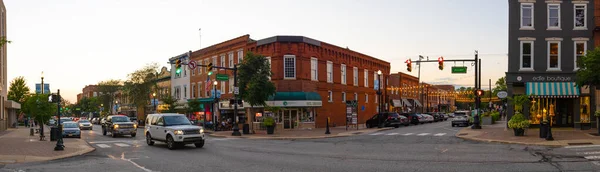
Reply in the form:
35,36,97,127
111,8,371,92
6,0,508,103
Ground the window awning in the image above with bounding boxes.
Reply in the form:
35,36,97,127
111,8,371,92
412,99,423,107
392,99,402,107
268,92,322,101
401,99,412,107
526,82,580,98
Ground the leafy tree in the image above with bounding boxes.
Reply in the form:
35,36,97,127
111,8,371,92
492,77,507,95
238,52,276,128
7,76,31,105
186,99,202,113
98,79,122,114
576,47,600,87
123,63,159,120
78,97,100,114
160,94,178,113
21,94,56,127
0,37,11,47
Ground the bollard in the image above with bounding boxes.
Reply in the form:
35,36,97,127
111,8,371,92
325,117,331,134
30,128,34,136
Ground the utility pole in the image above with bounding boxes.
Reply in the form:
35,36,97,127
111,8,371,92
418,55,424,113
472,51,482,129
231,65,241,136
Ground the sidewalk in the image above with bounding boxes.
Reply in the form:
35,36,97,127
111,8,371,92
0,127,95,164
209,126,393,140
456,120,600,147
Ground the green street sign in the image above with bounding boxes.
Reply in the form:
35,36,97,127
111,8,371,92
451,66,467,74
216,74,229,81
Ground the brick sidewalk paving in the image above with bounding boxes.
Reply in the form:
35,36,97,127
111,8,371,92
210,126,392,139
0,127,95,164
456,120,600,147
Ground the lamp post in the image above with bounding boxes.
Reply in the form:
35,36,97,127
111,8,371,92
377,70,382,128
115,101,119,114
152,92,157,112
213,81,218,130
54,89,64,151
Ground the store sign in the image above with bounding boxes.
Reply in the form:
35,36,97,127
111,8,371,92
497,91,507,99
265,101,323,107
532,76,572,82
507,73,575,83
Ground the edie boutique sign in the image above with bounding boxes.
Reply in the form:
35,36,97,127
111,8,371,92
508,73,574,83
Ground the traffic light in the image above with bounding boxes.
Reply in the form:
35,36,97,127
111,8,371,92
175,59,182,74
406,59,412,72
207,63,213,75
438,57,444,70
476,89,484,97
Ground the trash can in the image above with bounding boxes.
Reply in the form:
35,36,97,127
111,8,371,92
50,127,60,141
243,124,250,134
539,122,548,138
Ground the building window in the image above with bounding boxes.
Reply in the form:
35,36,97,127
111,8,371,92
375,94,378,103
311,57,318,81
204,59,209,72
198,61,203,74
354,93,358,101
342,92,346,102
520,41,534,70
327,61,333,83
237,50,244,63
198,82,202,98
221,81,225,93
229,52,234,67
284,55,296,79
191,83,196,98
220,55,226,70
266,57,272,80
341,64,346,85
183,85,187,99
191,64,195,76
353,67,358,86
364,69,369,87
328,91,333,102
574,4,586,29
548,41,561,70
547,4,560,29
229,78,234,93
521,3,534,29
183,65,187,77
575,41,586,70
365,94,368,103
212,56,217,71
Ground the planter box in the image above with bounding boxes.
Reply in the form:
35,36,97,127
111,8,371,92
482,116,493,125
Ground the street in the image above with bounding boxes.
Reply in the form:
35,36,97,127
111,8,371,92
1,121,599,172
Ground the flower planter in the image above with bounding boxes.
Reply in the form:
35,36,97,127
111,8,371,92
266,126,275,134
513,128,525,136
482,116,493,125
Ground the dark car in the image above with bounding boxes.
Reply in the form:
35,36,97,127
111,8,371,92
62,122,81,138
365,112,404,128
452,115,469,127
400,113,422,125
102,115,137,138
427,112,443,122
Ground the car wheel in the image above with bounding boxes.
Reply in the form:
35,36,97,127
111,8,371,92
131,133,136,137
112,132,117,138
78,135,81,139
365,124,370,128
394,125,399,128
102,128,106,136
404,124,409,126
146,133,154,146
451,124,455,127
195,141,205,148
166,135,176,150
420,122,424,124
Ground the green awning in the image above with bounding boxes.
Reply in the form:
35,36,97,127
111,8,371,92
268,92,322,101
526,82,579,98
189,98,217,103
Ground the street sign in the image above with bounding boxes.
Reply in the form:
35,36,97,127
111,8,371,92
451,66,467,74
216,74,229,81
497,91,508,99
233,87,239,95
188,60,197,70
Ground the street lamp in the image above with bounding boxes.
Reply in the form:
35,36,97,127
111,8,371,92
213,81,218,131
152,92,157,112
377,70,382,128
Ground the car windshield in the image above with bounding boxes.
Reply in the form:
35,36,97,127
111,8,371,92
60,118,72,122
79,120,89,123
112,117,130,122
63,123,78,128
389,113,400,118
164,116,191,126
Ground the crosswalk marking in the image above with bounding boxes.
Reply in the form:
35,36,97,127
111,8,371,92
417,133,430,136
367,132,449,136
433,133,447,136
369,133,384,136
97,144,111,148
403,133,414,136
592,161,600,166
584,156,600,160
386,133,399,136
115,143,130,147
564,145,600,149
577,151,600,155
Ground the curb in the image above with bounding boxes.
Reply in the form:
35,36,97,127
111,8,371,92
454,128,566,147
41,139,97,162
208,127,394,140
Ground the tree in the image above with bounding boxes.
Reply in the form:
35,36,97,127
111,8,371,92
7,76,31,105
238,52,276,131
78,97,100,115
98,79,122,114
0,37,10,47
161,94,178,113
492,77,507,95
576,47,600,134
123,63,159,121
21,94,56,127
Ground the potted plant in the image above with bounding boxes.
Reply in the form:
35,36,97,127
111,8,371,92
481,111,493,125
508,94,531,136
263,116,275,134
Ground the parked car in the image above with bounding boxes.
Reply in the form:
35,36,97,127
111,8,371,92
48,119,56,126
59,118,73,125
100,118,106,125
91,118,99,124
78,119,93,130
102,115,137,138
452,115,469,127
419,114,434,123
427,112,443,122
366,112,405,128
145,113,205,150
441,113,449,121
62,122,81,138
401,113,422,125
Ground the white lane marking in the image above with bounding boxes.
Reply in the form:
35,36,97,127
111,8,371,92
433,133,447,136
417,133,430,136
208,138,236,141
577,151,600,155
121,152,154,172
564,145,600,149
584,156,600,160
403,133,414,136
89,140,136,144
369,133,384,136
96,144,111,148
592,161,600,166
115,143,130,147
386,133,399,136
442,127,459,132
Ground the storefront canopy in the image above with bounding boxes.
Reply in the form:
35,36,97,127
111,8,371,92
392,99,402,107
401,99,412,107
526,82,580,98
412,99,423,107
265,92,322,107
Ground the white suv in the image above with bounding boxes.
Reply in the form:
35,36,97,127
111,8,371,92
145,113,205,150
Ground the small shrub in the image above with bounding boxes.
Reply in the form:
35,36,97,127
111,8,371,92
508,113,530,129
491,112,500,121
262,116,275,127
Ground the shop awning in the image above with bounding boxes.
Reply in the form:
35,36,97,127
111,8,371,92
392,99,402,107
412,99,423,107
401,99,412,107
191,98,218,103
526,82,580,98
265,92,322,107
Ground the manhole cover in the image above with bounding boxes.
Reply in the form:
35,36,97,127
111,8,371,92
458,133,468,136
568,142,593,145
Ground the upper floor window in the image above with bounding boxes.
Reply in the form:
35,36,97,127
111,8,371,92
237,50,244,63
327,61,333,83
547,41,561,71
198,61,203,74
574,41,586,70
266,57,272,80
284,55,296,79
341,64,346,85
354,93,358,101
547,4,560,29
311,57,318,81
328,91,333,102
212,56,217,71
521,3,534,29
353,67,358,86
229,52,234,67
365,94,368,103
520,41,534,71
364,69,369,87
220,55,226,70
342,92,346,102
574,4,586,29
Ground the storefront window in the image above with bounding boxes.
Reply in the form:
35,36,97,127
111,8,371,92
254,112,263,122
300,108,314,122
580,96,590,123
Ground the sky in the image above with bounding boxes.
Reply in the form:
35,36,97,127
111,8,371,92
5,0,508,103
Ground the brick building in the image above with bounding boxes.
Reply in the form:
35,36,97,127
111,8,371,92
388,72,423,113
81,85,99,98
187,35,390,130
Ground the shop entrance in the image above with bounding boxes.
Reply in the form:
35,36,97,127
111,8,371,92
555,98,574,127
283,109,298,129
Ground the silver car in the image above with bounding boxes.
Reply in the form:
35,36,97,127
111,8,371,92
78,120,93,130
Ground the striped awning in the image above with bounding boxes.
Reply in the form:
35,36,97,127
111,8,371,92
401,99,412,107
526,82,580,98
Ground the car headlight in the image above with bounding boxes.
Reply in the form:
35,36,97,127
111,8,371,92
174,130,184,135
114,124,119,129
79,124,84,126
133,124,137,128
200,128,204,133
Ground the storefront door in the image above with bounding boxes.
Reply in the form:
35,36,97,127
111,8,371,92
556,99,574,127
283,109,298,129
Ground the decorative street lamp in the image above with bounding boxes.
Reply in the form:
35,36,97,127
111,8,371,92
152,92,157,112
377,70,382,128
213,81,218,130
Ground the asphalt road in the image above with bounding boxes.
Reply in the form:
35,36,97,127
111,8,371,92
1,120,599,172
